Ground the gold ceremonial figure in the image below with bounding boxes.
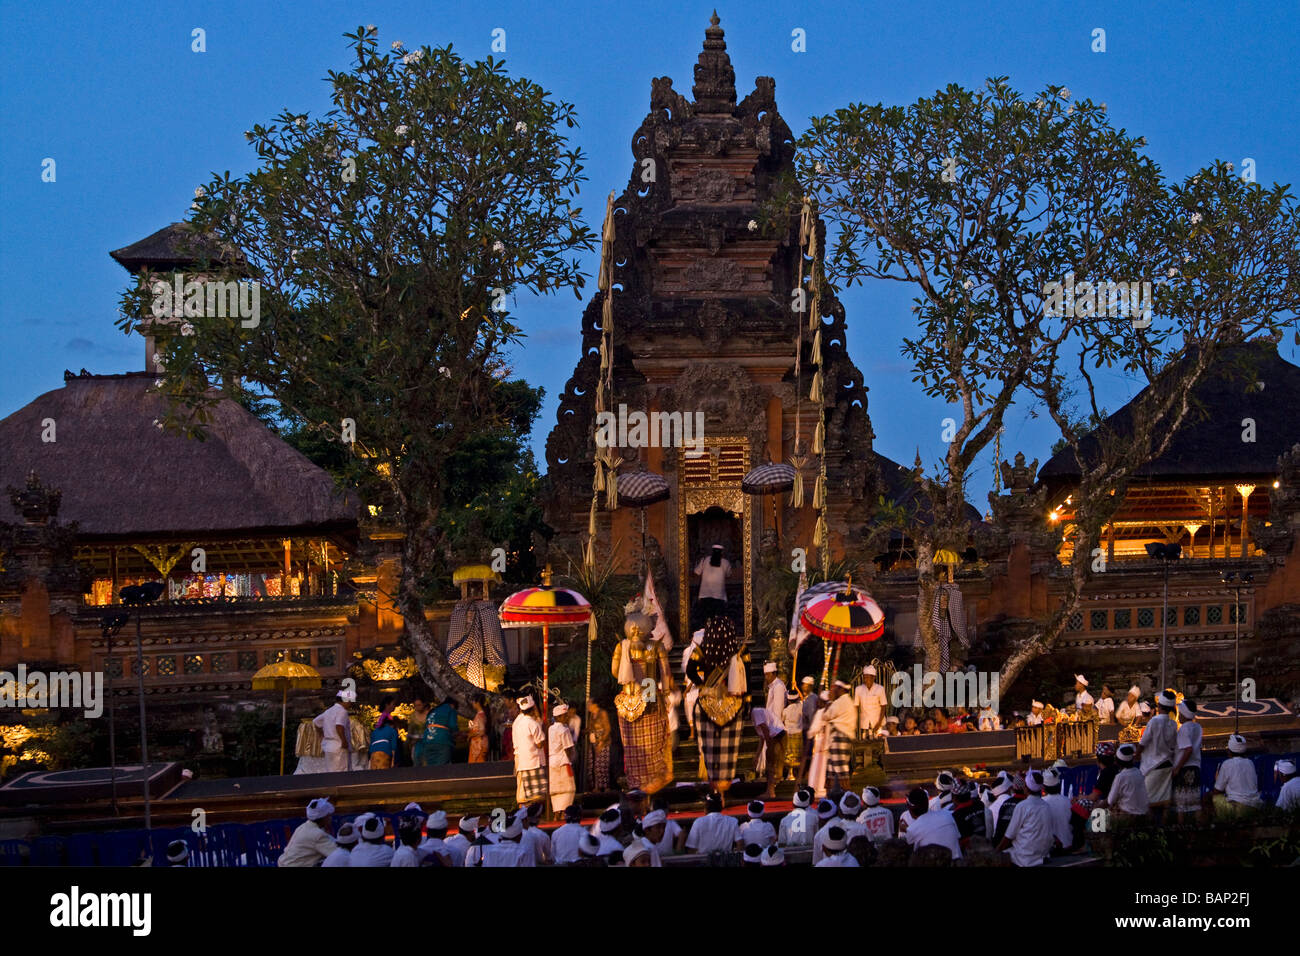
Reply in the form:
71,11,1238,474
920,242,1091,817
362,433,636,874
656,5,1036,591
611,610,675,793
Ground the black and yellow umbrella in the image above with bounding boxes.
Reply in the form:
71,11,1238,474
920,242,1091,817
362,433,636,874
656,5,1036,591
800,577,884,685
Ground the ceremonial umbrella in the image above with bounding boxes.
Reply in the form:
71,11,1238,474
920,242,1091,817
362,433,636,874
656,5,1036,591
252,660,323,775
453,563,500,599
617,470,671,574
799,576,885,686
500,567,592,799
741,462,796,537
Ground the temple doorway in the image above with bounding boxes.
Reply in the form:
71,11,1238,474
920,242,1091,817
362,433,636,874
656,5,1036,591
686,506,743,632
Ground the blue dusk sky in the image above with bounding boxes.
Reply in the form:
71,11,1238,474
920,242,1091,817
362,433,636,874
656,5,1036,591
2,0,1297,503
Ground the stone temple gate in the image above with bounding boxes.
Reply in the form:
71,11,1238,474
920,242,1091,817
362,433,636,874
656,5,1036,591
541,14,878,641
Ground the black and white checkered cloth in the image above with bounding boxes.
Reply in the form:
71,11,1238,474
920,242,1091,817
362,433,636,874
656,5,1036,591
515,767,546,803
694,701,743,783
827,729,854,777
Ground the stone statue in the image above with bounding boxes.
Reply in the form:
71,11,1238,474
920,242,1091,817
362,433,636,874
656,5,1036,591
611,610,675,793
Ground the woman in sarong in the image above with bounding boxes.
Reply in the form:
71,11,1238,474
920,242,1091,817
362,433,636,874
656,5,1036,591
586,700,613,792
611,610,675,794
686,615,746,805
467,696,489,763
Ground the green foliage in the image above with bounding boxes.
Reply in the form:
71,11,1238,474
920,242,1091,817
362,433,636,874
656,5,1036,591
230,706,284,777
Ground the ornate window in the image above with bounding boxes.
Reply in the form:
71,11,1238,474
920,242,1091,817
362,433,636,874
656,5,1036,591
131,657,150,677
1137,608,1155,628
211,653,230,673
1090,610,1108,631
1114,609,1132,629
237,651,258,672
265,649,286,665
1183,606,1201,626
1229,603,1247,624
318,647,337,667
1067,612,1083,631
1207,606,1223,625
291,649,311,664
157,656,176,677
183,655,204,675
106,658,123,680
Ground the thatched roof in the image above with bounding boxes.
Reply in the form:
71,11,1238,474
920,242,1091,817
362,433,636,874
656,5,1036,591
0,373,358,541
1038,339,1300,487
109,222,235,273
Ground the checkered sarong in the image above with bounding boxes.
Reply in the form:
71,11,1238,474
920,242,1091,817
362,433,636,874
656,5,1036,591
694,701,743,783
515,767,546,804
785,732,803,769
827,730,853,777
619,707,668,790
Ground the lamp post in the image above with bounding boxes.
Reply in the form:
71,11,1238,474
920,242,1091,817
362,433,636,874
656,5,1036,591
1220,571,1254,735
119,581,164,833
98,611,128,815
1145,542,1181,689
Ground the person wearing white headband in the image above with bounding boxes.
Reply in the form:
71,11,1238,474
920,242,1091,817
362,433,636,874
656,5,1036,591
857,785,894,842
1172,699,1204,824
511,694,547,807
739,799,776,848
322,822,358,867
1105,744,1150,817
1039,769,1074,852
1136,689,1180,822
312,690,354,773
998,768,1056,867
1276,760,1300,812
855,664,888,739
547,703,579,818
549,803,588,864
761,844,786,866
277,798,338,867
929,770,957,811
349,813,395,867
778,787,818,847
1212,734,1261,813
1073,674,1089,712
684,791,739,855
1116,685,1143,726
985,774,1015,839
623,838,655,867
1026,700,1045,727
813,824,858,867
442,815,477,868
415,809,453,866
165,839,190,867
467,813,535,867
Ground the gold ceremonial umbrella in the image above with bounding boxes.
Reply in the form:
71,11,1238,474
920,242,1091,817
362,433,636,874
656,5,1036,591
252,660,323,775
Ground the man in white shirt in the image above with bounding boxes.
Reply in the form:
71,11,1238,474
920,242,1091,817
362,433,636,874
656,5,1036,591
694,545,732,603
277,797,338,867
813,824,858,867
1026,700,1045,726
1073,674,1090,712
685,793,739,855
312,691,353,773
902,788,963,861
1137,689,1179,820
1040,768,1074,852
738,799,776,848
681,630,704,739
469,816,535,866
321,822,357,867
390,814,424,867
984,775,1014,838
518,804,553,864
930,770,956,811
350,814,395,867
443,815,476,867
593,808,626,858
1115,685,1142,726
778,788,817,846
639,808,681,862
998,771,1055,866
1105,743,1150,817
1274,760,1300,812
416,809,453,866
751,690,787,799
856,786,895,842
854,665,888,739
550,804,587,864
511,694,548,807
548,704,578,817
810,798,842,864
1213,733,1261,813
1096,685,1117,724
1172,698,1204,823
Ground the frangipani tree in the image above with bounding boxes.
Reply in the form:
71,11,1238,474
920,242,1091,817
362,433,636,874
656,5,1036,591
791,78,1298,690
118,27,594,702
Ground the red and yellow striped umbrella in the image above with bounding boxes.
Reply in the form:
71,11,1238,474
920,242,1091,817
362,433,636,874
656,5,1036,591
499,576,592,626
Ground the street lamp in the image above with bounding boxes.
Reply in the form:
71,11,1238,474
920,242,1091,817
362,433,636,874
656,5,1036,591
98,611,128,815
1146,542,1182,689
119,581,165,834
1220,571,1254,734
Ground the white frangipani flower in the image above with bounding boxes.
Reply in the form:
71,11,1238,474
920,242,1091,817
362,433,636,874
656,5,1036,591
394,125,409,137
1190,212,1203,224
1226,162,1234,172
1182,254,1192,263
403,50,424,65
181,323,195,336
194,187,206,198
392,40,404,51
814,161,825,174
295,117,306,129
1167,267,1180,278
747,219,758,232
963,279,974,290
153,419,163,429
492,240,505,253
1059,87,1070,99
438,366,451,378
514,120,528,134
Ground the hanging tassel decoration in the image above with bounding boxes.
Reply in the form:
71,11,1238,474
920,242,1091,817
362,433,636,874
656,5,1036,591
788,455,806,509
811,328,822,367
810,369,823,404
813,474,827,510
812,418,825,456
